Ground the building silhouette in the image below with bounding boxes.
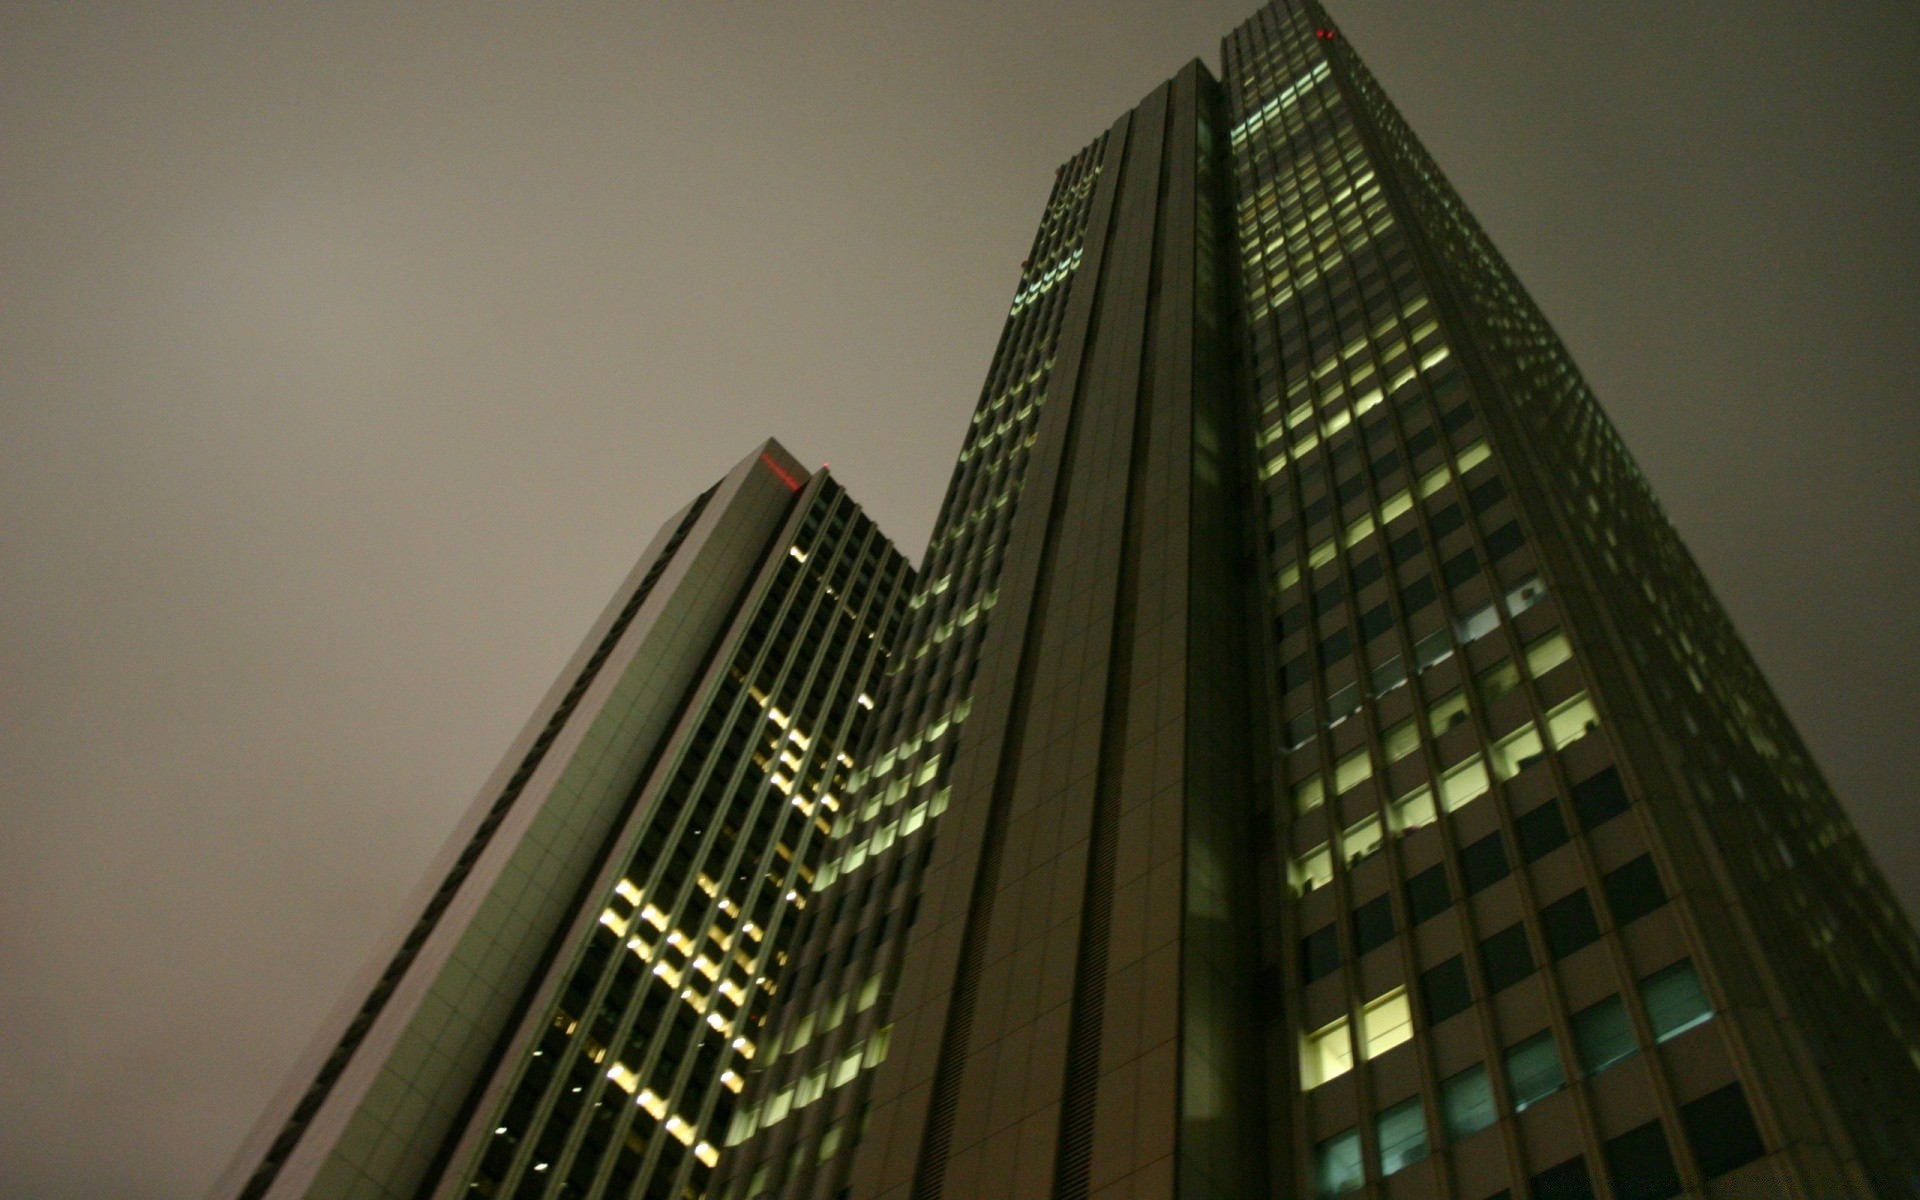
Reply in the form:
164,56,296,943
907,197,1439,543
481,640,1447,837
212,442,912,1200
714,4,1920,1199
218,4,1920,1200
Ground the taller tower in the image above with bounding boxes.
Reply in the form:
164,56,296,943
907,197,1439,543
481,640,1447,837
713,5,1920,1200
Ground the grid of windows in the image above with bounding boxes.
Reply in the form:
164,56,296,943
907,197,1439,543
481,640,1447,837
455,482,910,1200
1223,2,1891,1196
713,139,1111,1200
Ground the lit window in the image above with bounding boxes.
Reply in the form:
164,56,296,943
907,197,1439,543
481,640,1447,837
1490,722,1545,779
1388,785,1436,834
1440,755,1489,811
1375,1096,1429,1174
1546,693,1599,750
1382,716,1419,762
1302,1016,1354,1089
1642,959,1713,1042
1504,1031,1565,1112
1440,1064,1496,1141
1362,987,1413,1058
1291,843,1334,896
1334,746,1372,794
1314,1128,1363,1197
1341,814,1383,866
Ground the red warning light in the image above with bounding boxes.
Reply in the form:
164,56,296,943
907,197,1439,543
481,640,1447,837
1316,28,1336,40
759,451,803,492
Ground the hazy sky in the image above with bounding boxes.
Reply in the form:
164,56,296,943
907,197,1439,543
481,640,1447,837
2,3,1915,1197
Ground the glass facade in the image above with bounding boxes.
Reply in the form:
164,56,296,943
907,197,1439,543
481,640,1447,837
220,4,1920,1200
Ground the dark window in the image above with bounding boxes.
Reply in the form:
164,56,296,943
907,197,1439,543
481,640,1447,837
1468,476,1507,513
1541,890,1601,960
1441,402,1475,432
1602,854,1667,926
1515,801,1570,862
1572,995,1636,1075
1401,574,1436,614
1421,955,1473,1024
1459,831,1510,895
1281,653,1313,694
1406,425,1438,457
1484,521,1525,561
1442,547,1480,588
1336,473,1367,504
1353,894,1396,955
1602,1122,1682,1200
1301,924,1341,983
1529,1156,1594,1200
1275,603,1305,641
1572,767,1631,830
1303,495,1331,527
1320,627,1352,666
1429,502,1465,539
1359,602,1394,642
1315,576,1346,614
1390,527,1423,564
1406,864,1452,925
1351,553,1385,590
1481,923,1535,992
1681,1083,1767,1179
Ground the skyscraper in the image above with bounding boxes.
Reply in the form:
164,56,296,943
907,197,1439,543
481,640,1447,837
210,441,913,1200
216,5,1920,1200
712,4,1920,1200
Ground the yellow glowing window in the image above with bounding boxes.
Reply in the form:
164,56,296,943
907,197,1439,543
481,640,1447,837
1548,693,1600,749
1342,815,1383,866
856,973,882,1012
1302,1017,1354,1089
1388,785,1436,834
1291,844,1334,896
862,1024,894,1067
1441,755,1490,812
1491,723,1546,780
1426,689,1470,736
1382,716,1419,764
606,1063,639,1094
1292,774,1326,815
1362,988,1413,1058
1335,747,1373,794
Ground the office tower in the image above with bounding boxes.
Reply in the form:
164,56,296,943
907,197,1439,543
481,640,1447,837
714,4,1920,1200
211,440,913,1200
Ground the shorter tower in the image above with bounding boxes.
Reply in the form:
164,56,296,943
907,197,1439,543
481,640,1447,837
211,440,913,1200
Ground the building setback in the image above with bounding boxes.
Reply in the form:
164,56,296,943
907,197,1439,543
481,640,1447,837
209,440,912,1200
712,4,1920,1200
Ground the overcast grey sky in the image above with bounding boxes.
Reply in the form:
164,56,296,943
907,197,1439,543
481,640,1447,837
2,3,1915,1197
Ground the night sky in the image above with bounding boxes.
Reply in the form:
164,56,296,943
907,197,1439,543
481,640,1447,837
2,3,1915,1197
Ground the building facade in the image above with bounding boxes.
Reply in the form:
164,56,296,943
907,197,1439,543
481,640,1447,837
218,5,1920,1200
712,4,1920,1200
210,441,912,1200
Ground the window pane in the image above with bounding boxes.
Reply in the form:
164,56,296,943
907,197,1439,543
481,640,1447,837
1602,854,1666,926
1528,1155,1595,1200
1314,1127,1364,1197
1572,995,1636,1076
1376,1096,1429,1175
1480,923,1534,993
1353,894,1396,956
1459,831,1510,894
1641,959,1712,1042
1302,924,1341,983
1680,1083,1767,1179
1406,863,1452,924
1362,987,1413,1058
1540,890,1601,960
1514,801,1570,863
1302,1017,1354,1090
1503,1031,1564,1111
1602,1120,1682,1200
1572,766,1630,830
1420,956,1473,1024
1440,1063,1497,1141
